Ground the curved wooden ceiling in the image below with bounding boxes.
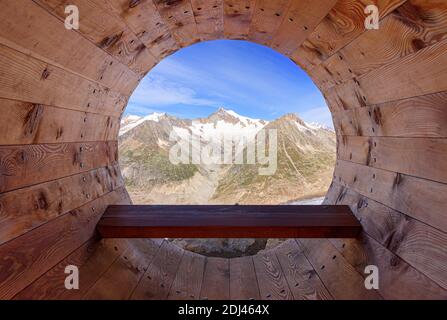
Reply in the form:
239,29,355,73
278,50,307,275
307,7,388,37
0,0,446,299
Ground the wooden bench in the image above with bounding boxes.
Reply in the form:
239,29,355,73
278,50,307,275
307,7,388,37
97,205,361,238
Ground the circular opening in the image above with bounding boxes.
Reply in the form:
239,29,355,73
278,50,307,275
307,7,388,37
119,40,336,257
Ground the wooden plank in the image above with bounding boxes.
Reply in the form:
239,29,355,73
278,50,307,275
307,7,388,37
35,0,156,76
223,0,256,40
334,160,447,233
97,205,362,239
316,0,447,90
0,187,129,299
130,241,184,300
358,37,447,106
0,165,122,246
167,251,206,300
200,257,230,300
338,136,447,184
191,0,224,41
331,236,447,300
296,239,382,299
327,182,447,292
248,0,291,46
83,239,161,299
0,43,126,117
0,0,138,96
290,0,405,71
271,0,337,56
0,141,117,193
325,38,447,110
333,91,447,138
105,0,179,59
275,240,332,300
0,99,119,145
153,0,200,47
252,249,293,300
13,237,127,299
229,256,260,300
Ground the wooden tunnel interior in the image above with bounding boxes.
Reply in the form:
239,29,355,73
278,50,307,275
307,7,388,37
0,0,446,299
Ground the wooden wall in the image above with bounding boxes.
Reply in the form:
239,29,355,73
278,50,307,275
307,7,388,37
0,0,446,299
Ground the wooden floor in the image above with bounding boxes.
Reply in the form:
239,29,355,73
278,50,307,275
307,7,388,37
97,205,362,239
14,238,381,300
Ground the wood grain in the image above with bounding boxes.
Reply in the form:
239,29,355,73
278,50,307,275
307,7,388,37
0,187,129,299
334,160,447,233
167,251,206,300
296,238,382,300
229,256,260,300
35,0,156,76
253,249,294,300
97,205,362,239
83,239,161,299
0,99,119,145
0,165,122,245
223,0,256,39
327,182,447,292
200,257,230,300
0,142,117,193
130,241,184,300
275,240,332,300
0,0,138,95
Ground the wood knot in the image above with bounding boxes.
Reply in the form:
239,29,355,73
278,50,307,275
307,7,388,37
24,104,43,137
41,68,50,80
128,0,141,8
99,33,123,49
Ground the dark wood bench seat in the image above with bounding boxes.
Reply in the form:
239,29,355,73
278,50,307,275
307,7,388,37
97,205,361,238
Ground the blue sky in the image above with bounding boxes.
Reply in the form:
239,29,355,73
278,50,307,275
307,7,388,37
126,40,333,127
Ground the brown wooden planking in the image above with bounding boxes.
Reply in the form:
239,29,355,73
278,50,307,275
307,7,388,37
83,239,161,299
0,165,123,246
252,249,293,300
35,0,156,76
313,0,447,90
13,237,128,300
105,0,179,60
191,0,224,41
229,256,260,300
0,99,119,145
330,236,447,299
0,141,117,193
358,37,447,105
130,241,184,300
97,205,362,239
0,0,138,96
338,136,447,184
167,251,206,300
0,43,126,117
290,0,406,71
0,187,129,299
327,37,447,111
296,238,382,300
223,0,256,40
275,240,332,300
333,91,447,138
153,0,200,47
248,0,291,46
327,182,447,292
334,160,447,233
271,0,337,56
200,257,230,300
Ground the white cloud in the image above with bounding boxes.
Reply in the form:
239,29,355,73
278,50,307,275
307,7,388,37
130,74,219,107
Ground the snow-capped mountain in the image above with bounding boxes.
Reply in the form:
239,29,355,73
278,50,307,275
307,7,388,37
118,107,336,206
